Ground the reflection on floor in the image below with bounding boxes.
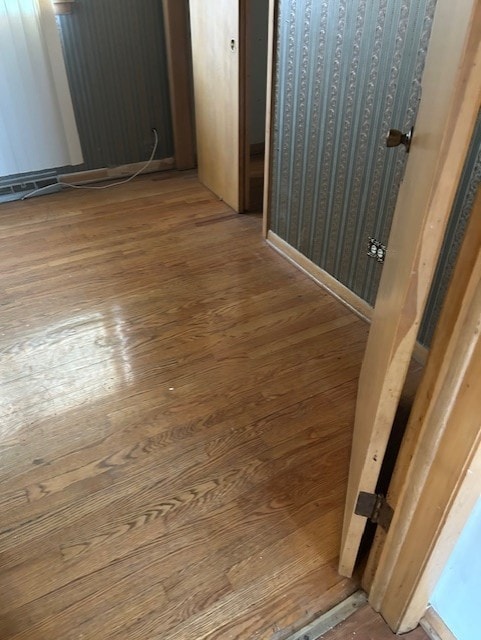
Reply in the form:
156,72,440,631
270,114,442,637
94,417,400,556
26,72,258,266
0,171,369,639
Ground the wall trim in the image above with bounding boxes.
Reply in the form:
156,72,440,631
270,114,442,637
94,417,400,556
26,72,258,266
421,607,457,640
266,230,428,365
284,591,367,640
267,230,373,321
52,0,75,15
59,157,175,185
162,0,196,170
261,0,277,236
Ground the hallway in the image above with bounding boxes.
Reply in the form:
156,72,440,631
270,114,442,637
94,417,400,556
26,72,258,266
0,172,368,639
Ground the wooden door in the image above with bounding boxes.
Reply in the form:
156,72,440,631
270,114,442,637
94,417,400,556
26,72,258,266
339,0,481,577
189,0,245,212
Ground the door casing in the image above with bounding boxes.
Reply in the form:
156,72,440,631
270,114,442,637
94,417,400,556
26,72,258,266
339,0,481,579
262,0,481,631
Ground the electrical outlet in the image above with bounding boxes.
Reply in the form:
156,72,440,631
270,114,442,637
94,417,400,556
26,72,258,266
368,237,386,263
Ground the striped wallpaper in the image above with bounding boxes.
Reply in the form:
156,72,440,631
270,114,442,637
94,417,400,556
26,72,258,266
269,0,481,347
56,0,173,170
0,0,173,193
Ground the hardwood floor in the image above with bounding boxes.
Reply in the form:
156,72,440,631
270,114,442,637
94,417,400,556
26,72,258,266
0,172,368,639
318,603,429,640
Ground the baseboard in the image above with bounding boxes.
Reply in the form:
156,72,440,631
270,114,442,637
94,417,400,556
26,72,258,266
267,230,374,322
421,607,457,640
59,157,175,185
284,591,367,640
52,0,74,15
266,230,429,366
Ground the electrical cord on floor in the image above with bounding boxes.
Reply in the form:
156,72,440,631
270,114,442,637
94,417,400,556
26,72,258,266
22,128,159,201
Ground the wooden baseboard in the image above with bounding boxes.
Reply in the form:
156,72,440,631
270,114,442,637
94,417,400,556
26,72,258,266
53,0,75,15
59,157,175,185
267,230,374,322
421,607,457,640
284,591,367,640
266,230,429,365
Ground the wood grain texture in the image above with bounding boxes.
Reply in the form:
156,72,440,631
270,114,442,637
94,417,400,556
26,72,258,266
317,603,428,640
189,0,242,211
421,607,457,640
366,173,481,631
262,0,277,236
0,172,365,639
267,231,373,323
162,0,196,170
339,0,481,577
421,607,456,640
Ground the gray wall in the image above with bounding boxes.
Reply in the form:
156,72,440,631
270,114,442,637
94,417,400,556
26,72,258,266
270,0,437,306
269,0,480,348
419,111,481,346
57,0,173,170
0,0,172,192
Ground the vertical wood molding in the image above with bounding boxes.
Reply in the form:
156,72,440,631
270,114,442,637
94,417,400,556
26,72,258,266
162,0,196,170
366,177,481,632
364,0,481,621
262,0,277,236
339,0,481,580
239,0,248,213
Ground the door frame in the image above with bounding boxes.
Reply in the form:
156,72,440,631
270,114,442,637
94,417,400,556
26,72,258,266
261,0,481,631
161,0,196,170
261,0,277,237
366,182,481,633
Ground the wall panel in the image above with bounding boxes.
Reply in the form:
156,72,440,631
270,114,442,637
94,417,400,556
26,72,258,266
57,0,173,169
0,0,172,197
270,0,436,304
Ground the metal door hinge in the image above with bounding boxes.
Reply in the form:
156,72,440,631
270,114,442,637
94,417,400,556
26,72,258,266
355,491,394,532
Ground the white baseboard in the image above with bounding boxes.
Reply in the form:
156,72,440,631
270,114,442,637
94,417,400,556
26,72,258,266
266,230,428,366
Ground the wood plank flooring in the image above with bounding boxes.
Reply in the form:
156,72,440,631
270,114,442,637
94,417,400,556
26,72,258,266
0,172,368,639
318,603,429,640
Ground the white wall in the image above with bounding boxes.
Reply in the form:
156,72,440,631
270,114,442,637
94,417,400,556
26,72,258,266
430,497,481,640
